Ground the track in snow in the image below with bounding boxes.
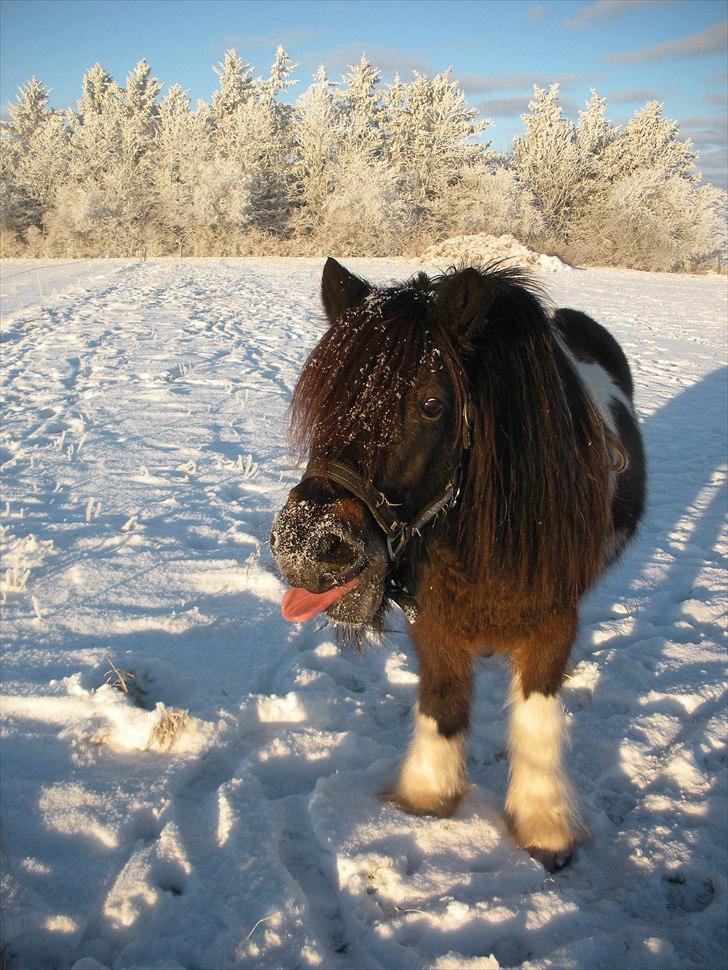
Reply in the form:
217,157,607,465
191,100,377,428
1,258,726,970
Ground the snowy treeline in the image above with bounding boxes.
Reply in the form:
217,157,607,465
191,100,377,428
1,49,725,270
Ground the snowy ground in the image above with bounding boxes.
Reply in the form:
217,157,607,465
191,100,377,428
1,258,726,970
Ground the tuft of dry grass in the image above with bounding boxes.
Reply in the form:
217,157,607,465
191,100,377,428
147,708,190,751
103,657,148,708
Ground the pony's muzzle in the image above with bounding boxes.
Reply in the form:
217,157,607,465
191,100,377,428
270,501,367,595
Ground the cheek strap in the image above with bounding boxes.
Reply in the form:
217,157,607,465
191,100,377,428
302,457,463,563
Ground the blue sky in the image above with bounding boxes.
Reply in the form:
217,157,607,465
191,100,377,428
2,0,726,185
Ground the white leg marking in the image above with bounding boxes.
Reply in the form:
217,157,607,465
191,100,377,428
505,674,587,852
390,705,466,816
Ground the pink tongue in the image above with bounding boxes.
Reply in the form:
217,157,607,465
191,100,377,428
281,577,359,622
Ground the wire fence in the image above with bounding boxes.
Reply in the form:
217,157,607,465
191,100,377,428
1,256,145,317
0,259,97,283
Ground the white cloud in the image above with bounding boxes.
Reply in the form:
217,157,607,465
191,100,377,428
476,93,579,118
457,72,589,94
567,0,672,30
476,95,531,117
609,21,727,64
606,87,660,104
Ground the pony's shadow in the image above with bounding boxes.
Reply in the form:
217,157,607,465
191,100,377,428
558,364,727,954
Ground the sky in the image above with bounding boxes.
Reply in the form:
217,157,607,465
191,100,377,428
1,0,726,186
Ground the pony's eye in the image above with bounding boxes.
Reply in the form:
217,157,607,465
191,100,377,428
420,397,444,419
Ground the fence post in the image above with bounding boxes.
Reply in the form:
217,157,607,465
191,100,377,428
35,269,44,310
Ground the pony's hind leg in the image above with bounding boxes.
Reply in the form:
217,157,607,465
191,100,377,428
384,624,472,817
505,609,587,871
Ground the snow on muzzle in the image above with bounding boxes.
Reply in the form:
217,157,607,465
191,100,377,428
270,489,387,625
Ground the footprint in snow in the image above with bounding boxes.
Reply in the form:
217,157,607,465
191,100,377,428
662,869,716,914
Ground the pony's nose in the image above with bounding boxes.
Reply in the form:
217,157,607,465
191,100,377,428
314,531,357,566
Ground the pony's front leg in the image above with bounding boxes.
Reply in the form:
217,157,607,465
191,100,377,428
386,625,472,817
506,609,587,871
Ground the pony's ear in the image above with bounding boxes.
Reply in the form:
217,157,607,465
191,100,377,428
321,257,371,323
435,268,493,344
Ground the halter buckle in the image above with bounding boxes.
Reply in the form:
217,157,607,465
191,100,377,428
387,524,411,561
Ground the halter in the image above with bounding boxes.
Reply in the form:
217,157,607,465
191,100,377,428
301,406,472,565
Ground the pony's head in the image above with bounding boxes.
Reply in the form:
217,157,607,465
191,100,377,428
270,257,614,631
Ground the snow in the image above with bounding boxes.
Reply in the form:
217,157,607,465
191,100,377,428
1,257,726,970
419,234,569,273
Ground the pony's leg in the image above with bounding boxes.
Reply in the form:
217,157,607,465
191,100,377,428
386,625,472,817
505,610,586,871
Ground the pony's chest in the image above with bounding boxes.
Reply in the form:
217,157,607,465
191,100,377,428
413,550,545,646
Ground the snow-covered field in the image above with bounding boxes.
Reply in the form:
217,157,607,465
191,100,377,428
1,258,726,970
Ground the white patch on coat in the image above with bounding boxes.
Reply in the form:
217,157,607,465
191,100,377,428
553,329,634,427
392,705,466,815
572,357,634,428
505,673,587,852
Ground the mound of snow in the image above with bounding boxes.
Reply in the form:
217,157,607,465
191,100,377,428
420,233,570,273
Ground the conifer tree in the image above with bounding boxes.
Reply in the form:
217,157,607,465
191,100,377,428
602,100,697,183
576,89,614,157
384,69,489,227
290,66,339,235
1,78,69,244
152,84,202,251
339,56,384,165
209,49,254,121
512,83,583,237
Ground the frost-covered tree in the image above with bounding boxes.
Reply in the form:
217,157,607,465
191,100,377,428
576,90,614,157
512,84,585,237
569,89,617,221
69,63,125,178
78,63,115,117
384,69,489,225
51,60,161,253
444,162,544,241
602,100,697,184
1,78,70,245
290,66,339,235
318,155,414,255
7,77,52,142
338,56,385,166
123,59,162,164
262,45,298,100
1,52,723,267
203,47,297,239
209,49,254,122
151,84,203,251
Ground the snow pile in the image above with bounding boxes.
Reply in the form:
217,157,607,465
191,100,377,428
419,233,570,273
1,258,726,970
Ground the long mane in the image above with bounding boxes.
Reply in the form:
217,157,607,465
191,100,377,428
448,265,614,608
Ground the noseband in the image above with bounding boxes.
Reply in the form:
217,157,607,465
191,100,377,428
301,407,472,566
302,457,463,563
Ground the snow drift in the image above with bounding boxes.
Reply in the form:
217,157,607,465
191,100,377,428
420,233,570,273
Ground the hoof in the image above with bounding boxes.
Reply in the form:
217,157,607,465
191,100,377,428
528,845,575,872
379,785,462,819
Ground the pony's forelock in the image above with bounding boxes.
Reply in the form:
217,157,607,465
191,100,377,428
291,274,468,481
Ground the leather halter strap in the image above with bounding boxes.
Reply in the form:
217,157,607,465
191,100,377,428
302,457,462,563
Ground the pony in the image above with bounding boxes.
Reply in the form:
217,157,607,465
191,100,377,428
270,257,646,871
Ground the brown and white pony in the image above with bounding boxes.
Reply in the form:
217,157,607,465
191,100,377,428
270,258,646,871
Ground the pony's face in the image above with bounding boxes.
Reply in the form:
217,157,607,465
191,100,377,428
270,259,463,630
